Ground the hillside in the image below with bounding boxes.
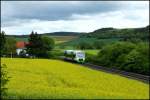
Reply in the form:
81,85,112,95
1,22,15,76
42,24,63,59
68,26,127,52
81,25,149,40
6,32,80,43
5,25,149,48
43,32,82,36
6,25,149,42
2,58,149,99
6,32,82,37
57,25,149,49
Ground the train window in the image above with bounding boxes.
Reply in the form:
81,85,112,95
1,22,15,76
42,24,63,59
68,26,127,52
76,52,85,58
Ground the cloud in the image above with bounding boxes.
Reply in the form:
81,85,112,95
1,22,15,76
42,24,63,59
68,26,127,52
1,1,149,35
1,1,122,23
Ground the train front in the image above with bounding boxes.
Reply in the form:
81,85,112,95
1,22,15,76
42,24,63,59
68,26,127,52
75,51,85,63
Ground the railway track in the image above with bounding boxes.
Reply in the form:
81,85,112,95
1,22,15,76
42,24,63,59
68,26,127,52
82,63,150,84
60,57,150,84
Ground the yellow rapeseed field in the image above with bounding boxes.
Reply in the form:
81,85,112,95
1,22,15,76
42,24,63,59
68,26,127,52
1,58,149,99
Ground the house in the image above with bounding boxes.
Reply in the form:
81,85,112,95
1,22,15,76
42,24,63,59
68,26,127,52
16,41,28,55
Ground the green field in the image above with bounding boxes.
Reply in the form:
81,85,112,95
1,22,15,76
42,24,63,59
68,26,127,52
14,36,78,44
52,36,77,44
85,50,99,56
15,37,28,42
57,37,120,49
2,58,149,99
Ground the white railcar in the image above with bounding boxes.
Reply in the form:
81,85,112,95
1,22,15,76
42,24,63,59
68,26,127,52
64,50,85,63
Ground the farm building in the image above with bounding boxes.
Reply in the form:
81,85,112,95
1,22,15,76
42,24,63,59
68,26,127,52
16,41,28,55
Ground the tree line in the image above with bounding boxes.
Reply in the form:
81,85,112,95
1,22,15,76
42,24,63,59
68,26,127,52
26,31,55,58
86,42,149,75
81,25,149,41
0,31,55,58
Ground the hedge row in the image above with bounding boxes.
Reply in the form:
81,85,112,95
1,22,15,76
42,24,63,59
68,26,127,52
86,42,149,75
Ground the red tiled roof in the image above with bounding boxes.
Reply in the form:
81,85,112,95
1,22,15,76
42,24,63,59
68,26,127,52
16,41,28,48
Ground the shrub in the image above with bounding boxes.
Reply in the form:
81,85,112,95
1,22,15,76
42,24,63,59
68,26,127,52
47,50,63,59
97,42,135,67
1,64,9,99
95,41,149,75
122,43,149,75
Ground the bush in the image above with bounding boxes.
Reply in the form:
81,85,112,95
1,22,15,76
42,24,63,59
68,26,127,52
122,43,149,75
97,42,135,67
47,50,63,59
86,53,96,62
95,42,149,75
1,64,9,99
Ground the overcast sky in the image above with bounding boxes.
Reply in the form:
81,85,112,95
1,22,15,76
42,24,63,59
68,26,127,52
1,1,149,35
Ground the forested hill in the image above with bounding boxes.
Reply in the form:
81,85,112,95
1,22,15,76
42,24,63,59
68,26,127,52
81,25,149,40
6,25,149,39
6,32,82,37
43,32,83,36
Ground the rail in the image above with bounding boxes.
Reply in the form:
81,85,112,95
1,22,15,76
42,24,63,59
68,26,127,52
83,63,149,84
59,56,150,84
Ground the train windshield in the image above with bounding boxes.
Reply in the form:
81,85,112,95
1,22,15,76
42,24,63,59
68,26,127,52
76,52,85,58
